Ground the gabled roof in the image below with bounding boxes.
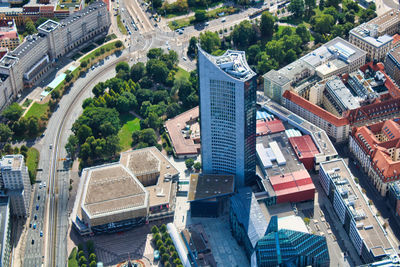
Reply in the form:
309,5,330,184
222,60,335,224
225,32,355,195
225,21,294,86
282,90,349,126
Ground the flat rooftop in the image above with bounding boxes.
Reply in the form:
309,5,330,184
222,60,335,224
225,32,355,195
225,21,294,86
278,215,308,233
37,19,60,33
120,147,179,208
388,45,400,65
364,9,400,34
187,173,235,202
165,106,200,156
0,197,8,259
320,159,394,255
82,163,147,218
124,149,160,177
257,129,306,177
257,92,338,159
326,78,361,111
203,49,256,81
59,1,106,26
0,155,23,170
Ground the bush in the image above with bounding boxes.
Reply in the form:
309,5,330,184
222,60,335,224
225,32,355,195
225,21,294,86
153,233,161,242
156,239,164,249
115,40,123,48
303,217,310,225
160,224,167,233
152,225,159,234
161,253,170,263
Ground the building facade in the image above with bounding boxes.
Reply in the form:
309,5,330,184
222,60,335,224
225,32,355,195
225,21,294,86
319,159,396,263
0,197,10,267
0,155,31,217
198,48,257,187
349,119,400,196
0,20,19,51
385,45,400,86
0,1,110,111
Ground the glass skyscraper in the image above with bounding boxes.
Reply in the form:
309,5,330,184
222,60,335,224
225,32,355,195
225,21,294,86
198,48,257,187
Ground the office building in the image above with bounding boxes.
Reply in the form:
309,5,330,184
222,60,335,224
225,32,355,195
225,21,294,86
385,44,400,86
263,37,366,103
0,155,31,217
164,106,200,158
72,147,179,235
198,48,257,187
349,119,400,196
323,77,360,116
0,20,18,51
387,181,400,217
319,159,396,263
0,1,110,111
349,9,400,61
187,173,234,217
230,189,329,267
0,197,10,267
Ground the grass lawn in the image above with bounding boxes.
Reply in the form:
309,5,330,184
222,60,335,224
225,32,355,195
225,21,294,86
68,247,78,267
24,102,49,119
118,114,141,151
80,40,123,63
22,99,32,108
26,147,39,184
169,17,192,30
117,14,128,35
175,67,190,80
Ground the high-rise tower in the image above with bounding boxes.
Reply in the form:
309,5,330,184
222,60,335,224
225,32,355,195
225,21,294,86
198,48,257,187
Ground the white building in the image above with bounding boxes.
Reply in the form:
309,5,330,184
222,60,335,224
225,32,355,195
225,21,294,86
0,155,31,217
198,48,257,188
0,1,110,111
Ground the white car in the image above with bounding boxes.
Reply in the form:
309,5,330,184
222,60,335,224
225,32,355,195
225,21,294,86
182,57,187,61
43,182,46,188
39,183,42,189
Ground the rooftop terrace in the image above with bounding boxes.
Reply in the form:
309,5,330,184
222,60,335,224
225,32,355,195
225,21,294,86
0,155,23,170
187,173,235,202
37,19,60,33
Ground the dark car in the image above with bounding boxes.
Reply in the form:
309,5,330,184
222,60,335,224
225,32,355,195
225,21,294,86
37,195,40,200
36,204,39,211
34,214,37,220
31,239,34,245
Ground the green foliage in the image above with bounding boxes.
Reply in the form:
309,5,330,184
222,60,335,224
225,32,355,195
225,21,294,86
89,261,97,267
115,40,123,48
25,18,37,35
303,217,310,225
116,62,130,73
231,20,257,49
159,245,167,254
152,225,159,234
199,31,220,53
130,62,145,82
260,12,275,39
2,103,23,121
185,158,194,169
80,61,88,68
160,224,167,233
288,0,305,18
68,247,79,267
195,10,207,22
161,253,170,263
26,147,39,184
311,13,335,34
0,124,13,142
86,240,95,254
156,239,164,249
78,255,87,266
194,162,201,171
154,232,161,242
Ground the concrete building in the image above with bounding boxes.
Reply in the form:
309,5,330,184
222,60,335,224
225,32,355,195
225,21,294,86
164,106,200,158
288,135,320,170
263,37,366,103
323,77,360,116
349,119,400,196
187,173,234,217
319,159,396,263
0,155,31,217
385,44,400,86
0,20,18,51
349,10,400,61
198,48,257,188
0,197,10,267
230,189,329,267
73,147,179,235
387,181,400,217
0,1,110,111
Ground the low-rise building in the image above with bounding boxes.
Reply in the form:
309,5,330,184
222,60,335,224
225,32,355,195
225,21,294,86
0,20,18,51
0,155,31,217
288,135,320,170
73,147,179,235
263,37,366,103
385,44,400,86
349,10,400,61
319,159,396,263
187,173,234,218
164,106,200,158
349,119,400,196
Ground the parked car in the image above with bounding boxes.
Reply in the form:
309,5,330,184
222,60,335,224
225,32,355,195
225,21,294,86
36,204,39,211
33,224,37,229
34,214,37,220
32,239,35,245
40,231,43,237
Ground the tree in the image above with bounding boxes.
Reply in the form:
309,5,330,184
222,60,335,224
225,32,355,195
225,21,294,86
147,48,163,60
0,124,12,142
195,10,207,22
156,239,164,249
304,0,315,17
35,17,51,28
115,40,123,48
165,238,173,246
2,103,23,121
153,0,163,8
160,224,167,233
146,59,169,84
152,225,159,234
115,62,130,73
162,253,170,263
265,40,285,64
295,24,310,44
199,31,220,53
139,128,158,146
80,61,88,68
174,76,193,106
20,144,28,152
78,256,87,266
27,117,39,136
185,158,194,169
77,124,93,144
130,62,145,82
89,253,97,262
153,232,161,242
325,0,340,8
288,0,305,18
66,135,79,158
323,6,339,22
260,11,275,39
86,240,95,253
65,73,73,83
187,37,198,57
312,14,335,34
89,262,97,267
232,20,257,49
166,103,180,118
25,18,36,35
247,44,261,65
193,162,201,171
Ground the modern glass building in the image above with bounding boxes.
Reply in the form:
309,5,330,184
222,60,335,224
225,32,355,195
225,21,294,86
198,48,257,187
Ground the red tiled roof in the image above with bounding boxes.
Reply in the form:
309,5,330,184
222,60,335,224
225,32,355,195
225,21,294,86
393,34,400,46
0,31,18,40
269,169,315,201
282,90,349,126
256,119,285,136
288,135,319,160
